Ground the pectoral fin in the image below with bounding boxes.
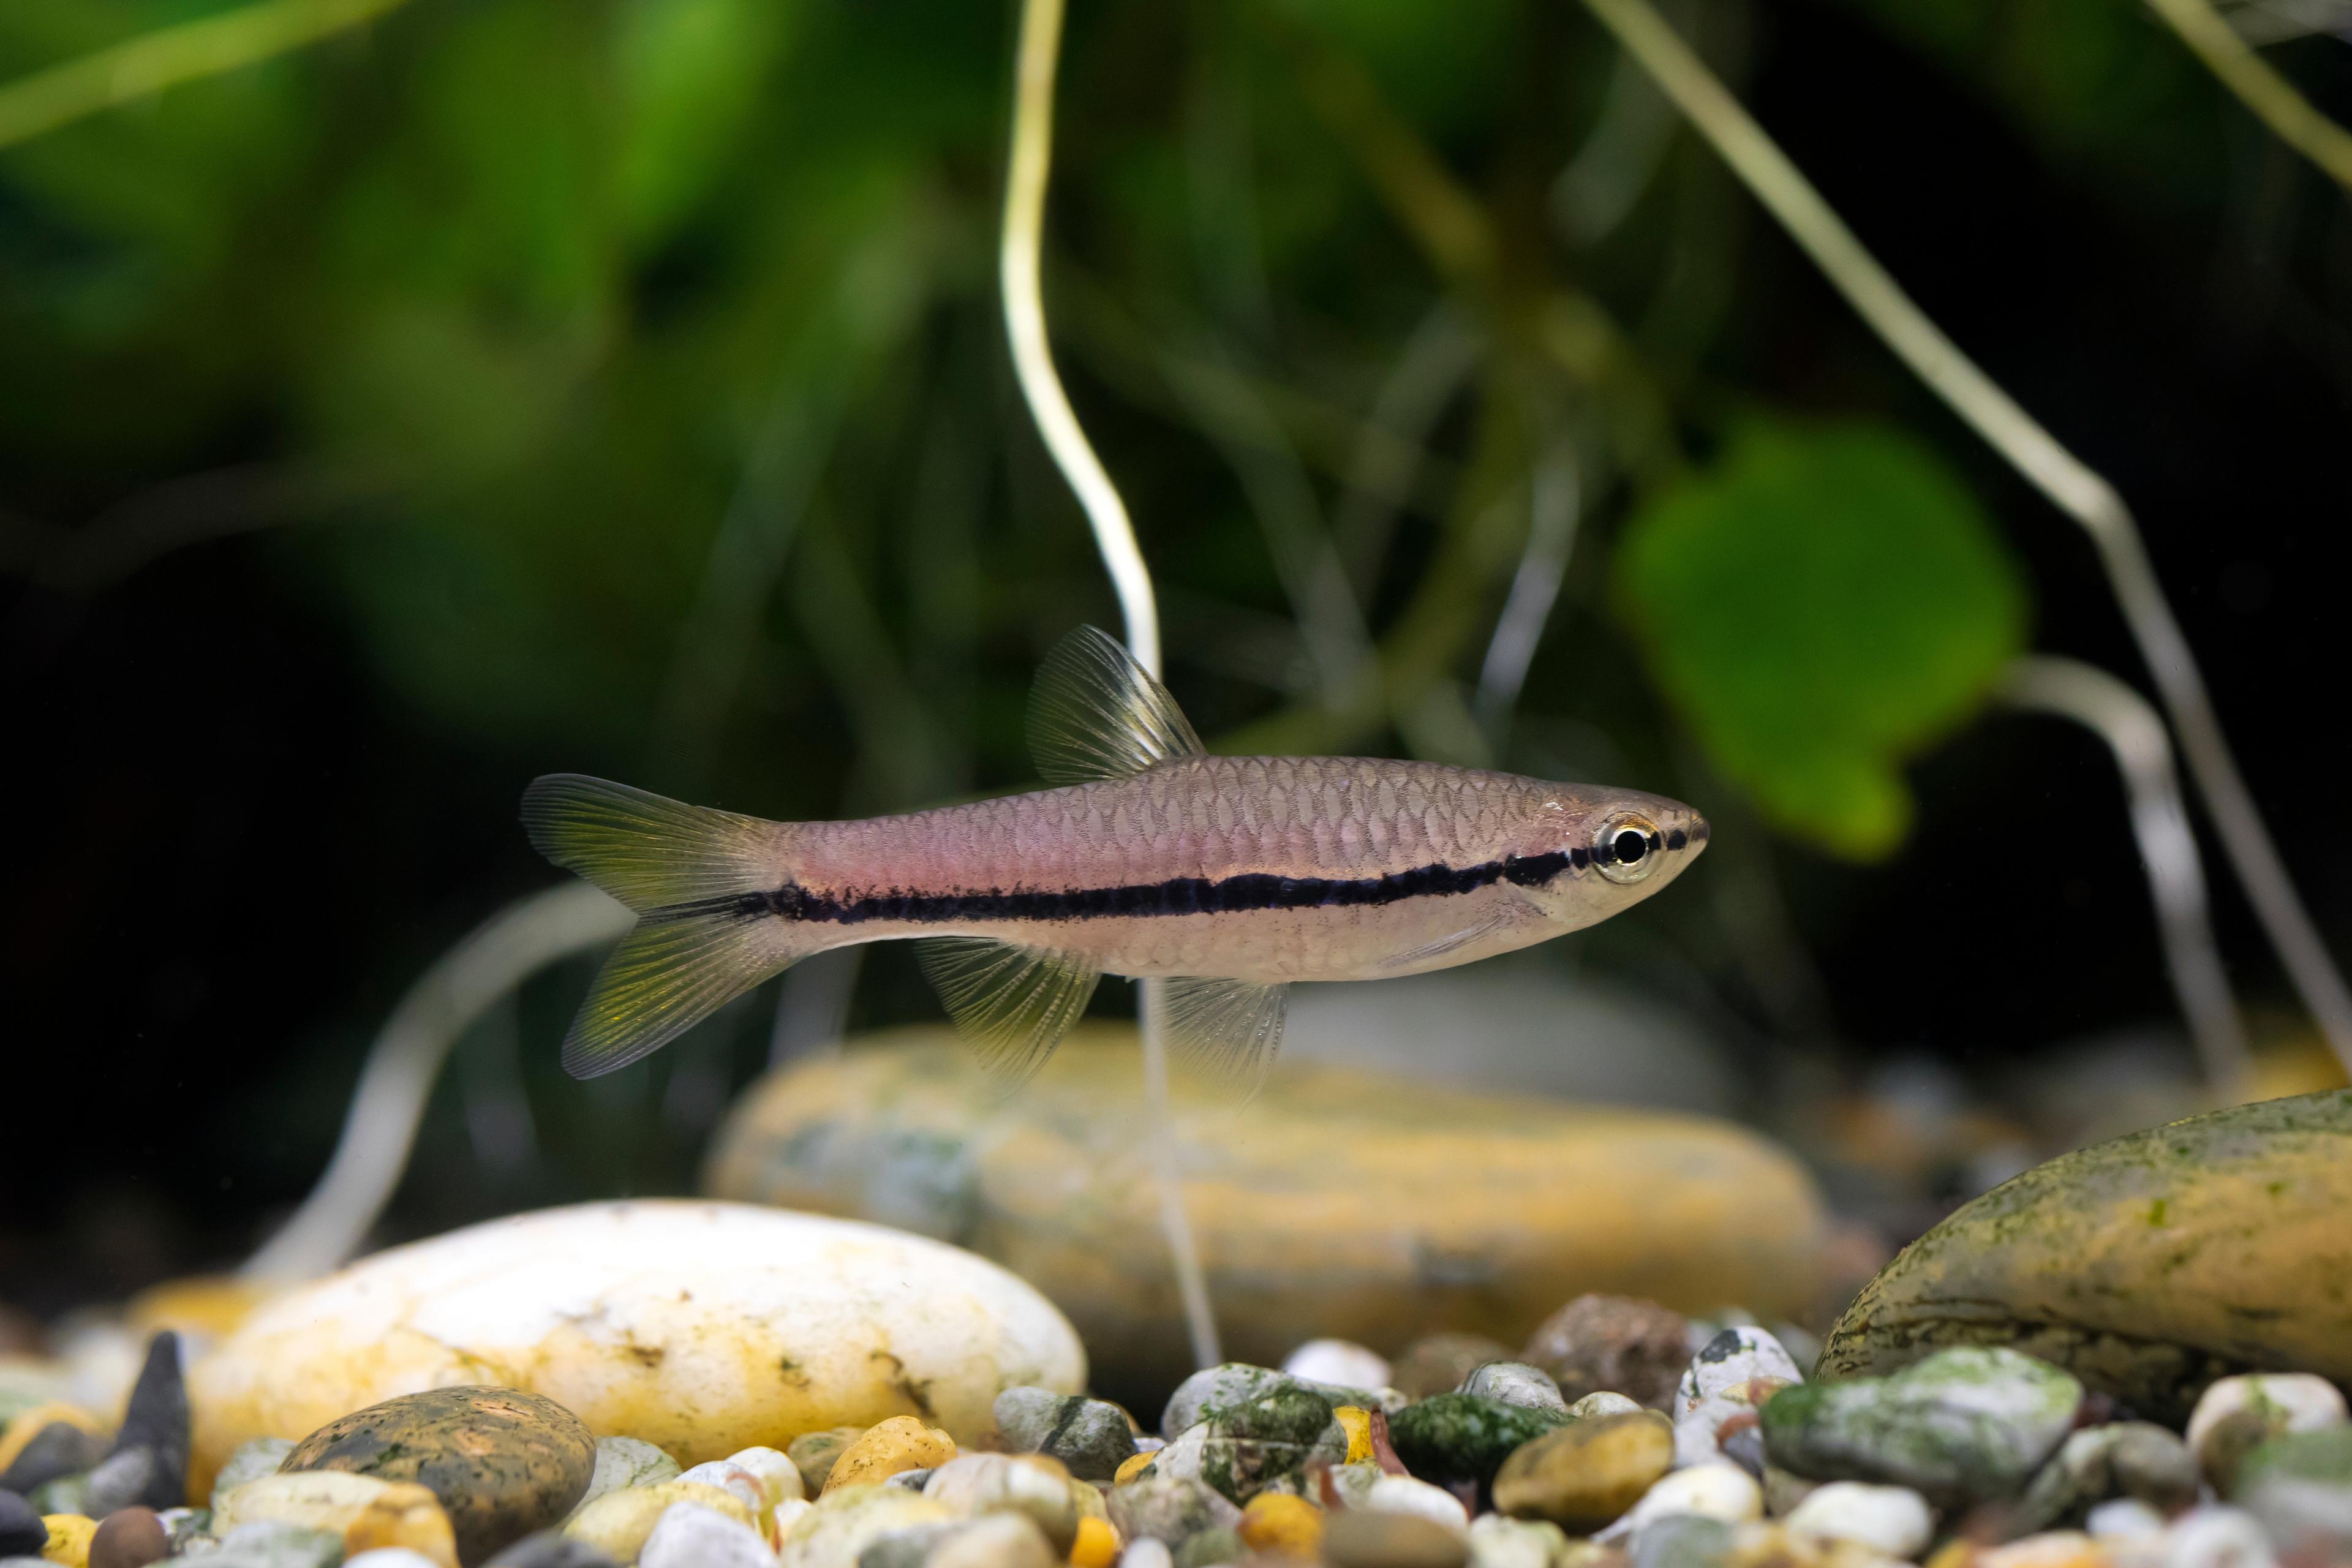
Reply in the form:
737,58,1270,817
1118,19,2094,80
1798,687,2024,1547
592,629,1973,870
918,937,1103,1091
1160,975,1289,1096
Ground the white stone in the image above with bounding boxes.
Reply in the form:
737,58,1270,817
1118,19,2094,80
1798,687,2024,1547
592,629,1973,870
1469,1513,1569,1568
1569,1392,1643,1420
2184,1375,2346,1467
2087,1499,2168,1540
778,1487,954,1568
1283,1338,1393,1390
1120,1540,1175,1568
772,1498,813,1537
642,1500,780,1568
1602,1463,1763,1540
1362,1473,1472,1532
1784,1482,1934,1558
922,1453,1077,1545
2164,1506,2278,1568
191,1200,1085,1485
681,1461,769,1515
1673,1326,1802,1468
727,1446,807,1509
344,1553,447,1568
928,1513,1058,1568
573,1435,684,1518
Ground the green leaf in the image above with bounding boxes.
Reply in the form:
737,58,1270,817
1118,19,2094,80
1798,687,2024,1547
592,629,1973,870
1614,420,2028,860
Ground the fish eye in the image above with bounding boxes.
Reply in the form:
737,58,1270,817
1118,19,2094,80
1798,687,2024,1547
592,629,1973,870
1594,813,1660,886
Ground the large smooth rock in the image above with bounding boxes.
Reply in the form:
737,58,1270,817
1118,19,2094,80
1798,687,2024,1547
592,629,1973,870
1819,1090,2352,1422
189,1202,1084,1497
706,1028,1828,1407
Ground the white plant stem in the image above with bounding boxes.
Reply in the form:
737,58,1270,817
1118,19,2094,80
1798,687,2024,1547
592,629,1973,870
2003,657,2252,1098
1001,0,1221,1369
1578,0,2352,1079
243,882,631,1283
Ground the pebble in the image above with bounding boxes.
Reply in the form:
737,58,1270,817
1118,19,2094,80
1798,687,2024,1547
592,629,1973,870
0,1411,104,1497
1760,1347,2083,1506
930,1513,1058,1568
482,1534,624,1568
2231,1425,2352,1553
1106,1476,1240,1546
1324,1510,1471,1568
81,1450,162,1521
284,1385,597,1564
2084,1499,2165,1539
1390,1395,1571,1491
1975,1531,2109,1568
213,1438,297,1516
1460,1364,1570,1417
1172,1524,1243,1568
1525,1297,1692,1409
1196,1385,1348,1504
921,1453,1080,1552
1466,1514,1567,1568
1572,1393,1645,1420
774,1486,952,1568
1070,1515,1120,1568
1782,1482,1934,1558
564,1480,756,1562
87,1507,169,1568
348,1551,456,1568
1357,1474,1472,1531
2158,1506,2274,1568
40,1513,97,1567
0,1493,39,1558
210,1519,347,1567
1237,1492,1323,1557
789,1430,865,1496
679,1461,768,1515
1629,1513,1732,1568
1674,1329,1803,1468
194,1204,1085,1487
822,1417,956,1495
2183,1375,2346,1491
1602,1464,1762,1540
1393,1338,1519,1403
2012,1424,2199,1534
573,1439,680,1516
1159,1364,1392,1440
1286,1341,1395,1390
1121,1539,1175,1568
104,1334,189,1513
992,1388,1137,1482
638,1501,776,1568
1491,1411,1674,1531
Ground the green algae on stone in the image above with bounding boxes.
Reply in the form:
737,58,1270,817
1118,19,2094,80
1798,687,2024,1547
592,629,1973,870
283,1385,596,1565
2233,1427,2352,1553
1189,1387,1348,1506
1760,1347,2081,1507
1389,1394,1574,1490
1819,1091,2352,1424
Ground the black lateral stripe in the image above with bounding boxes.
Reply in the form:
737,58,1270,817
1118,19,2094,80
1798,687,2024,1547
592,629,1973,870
691,850,1580,927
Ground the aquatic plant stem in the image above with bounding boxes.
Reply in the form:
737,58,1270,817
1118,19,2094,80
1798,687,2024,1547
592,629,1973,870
2143,0,2352,196
2002,657,2252,1099
0,0,409,153
243,883,631,1283
1576,0,2352,1079
1000,0,1221,1370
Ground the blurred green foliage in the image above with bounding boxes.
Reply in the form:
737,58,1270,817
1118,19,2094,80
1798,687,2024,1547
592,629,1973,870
1615,421,2027,859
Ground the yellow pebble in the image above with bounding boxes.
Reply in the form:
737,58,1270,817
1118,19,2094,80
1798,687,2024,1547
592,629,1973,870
822,1414,958,1495
1979,1533,2110,1568
40,1514,96,1567
565,1479,758,1562
1332,1406,1375,1466
344,1481,459,1568
1113,1450,1156,1485
1237,1493,1325,1559
0,1406,104,1479
1922,1541,1978,1568
1069,1513,1121,1568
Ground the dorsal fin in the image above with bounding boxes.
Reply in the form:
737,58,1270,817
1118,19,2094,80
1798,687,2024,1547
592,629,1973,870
1027,625,1206,785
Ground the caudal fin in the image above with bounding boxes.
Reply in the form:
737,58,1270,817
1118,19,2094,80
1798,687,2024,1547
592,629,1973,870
522,774,809,1078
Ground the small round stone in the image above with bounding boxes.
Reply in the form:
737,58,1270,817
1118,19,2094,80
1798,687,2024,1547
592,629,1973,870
1523,1297,1689,1409
993,1389,1137,1482
211,1437,297,1516
1491,1411,1675,1532
572,1438,679,1516
88,1507,168,1568
929,1513,1057,1568
821,1417,955,1495
1388,1395,1570,1491
2185,1374,2348,1491
722,1447,802,1510
638,1501,775,1568
563,1481,755,1564
1605,1464,1760,1539
1466,1515,1568,1568
1782,1481,1934,1558
1392,1336,1516,1402
284,1385,596,1566
1237,1493,1323,1558
1173,1524,1243,1568
786,1428,865,1496
347,1553,454,1568
1322,1510,1469,1568
1459,1364,1569,1417
0,1491,43,1558
40,1513,97,1567
1284,1341,1394,1392
1972,1530,2107,1568
481,1535,622,1568
1069,1515,1120,1568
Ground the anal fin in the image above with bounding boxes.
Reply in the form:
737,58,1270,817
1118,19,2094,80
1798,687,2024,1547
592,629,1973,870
918,937,1103,1091
564,910,798,1078
1160,975,1289,1097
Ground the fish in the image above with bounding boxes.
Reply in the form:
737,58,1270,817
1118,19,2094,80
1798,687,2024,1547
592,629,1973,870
523,625,1708,1088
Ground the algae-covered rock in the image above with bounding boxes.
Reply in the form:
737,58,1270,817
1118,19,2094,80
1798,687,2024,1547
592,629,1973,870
1760,1347,2081,1507
707,1028,1828,1406
1191,1387,1348,1505
1389,1395,1573,1491
1819,1091,2352,1422
189,1202,1083,1495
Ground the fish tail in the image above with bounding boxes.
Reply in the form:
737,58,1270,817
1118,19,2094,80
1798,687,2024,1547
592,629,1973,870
521,774,820,1078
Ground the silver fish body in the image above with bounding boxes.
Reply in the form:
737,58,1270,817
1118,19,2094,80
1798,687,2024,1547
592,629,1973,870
526,626,1706,1085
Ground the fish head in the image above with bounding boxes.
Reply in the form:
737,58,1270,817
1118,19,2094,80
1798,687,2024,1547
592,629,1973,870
1518,784,1709,930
